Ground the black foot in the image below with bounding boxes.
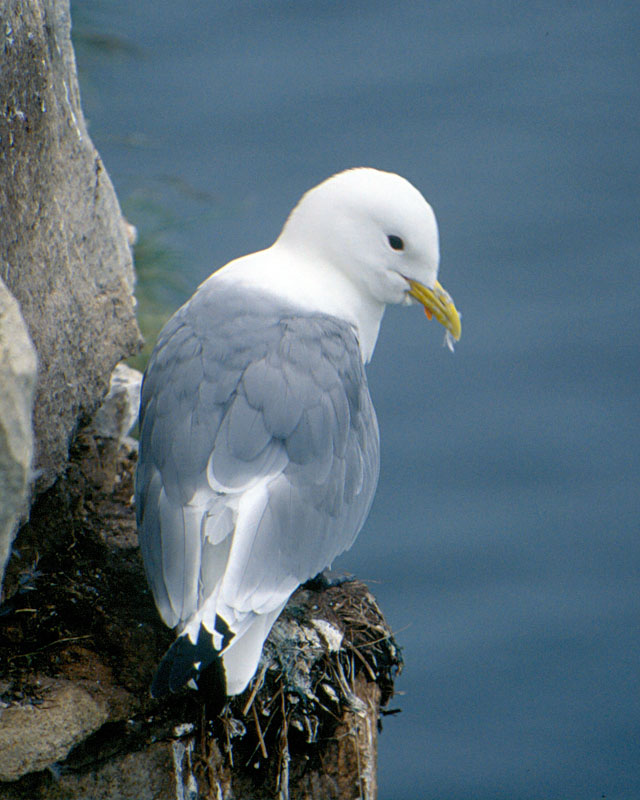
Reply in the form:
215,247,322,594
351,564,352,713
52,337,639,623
302,570,355,591
197,657,228,718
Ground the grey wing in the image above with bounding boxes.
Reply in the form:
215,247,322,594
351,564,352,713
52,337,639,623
136,308,225,628
135,284,380,629
218,316,380,615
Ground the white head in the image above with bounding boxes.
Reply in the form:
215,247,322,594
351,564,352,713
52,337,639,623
279,167,441,307
216,167,460,361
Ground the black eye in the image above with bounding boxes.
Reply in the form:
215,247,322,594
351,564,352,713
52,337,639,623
388,234,404,251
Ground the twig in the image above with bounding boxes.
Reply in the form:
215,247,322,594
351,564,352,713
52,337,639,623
252,702,268,759
345,641,377,681
8,634,92,662
241,662,267,716
277,689,290,800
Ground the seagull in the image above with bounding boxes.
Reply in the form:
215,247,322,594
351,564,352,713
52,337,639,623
135,167,461,699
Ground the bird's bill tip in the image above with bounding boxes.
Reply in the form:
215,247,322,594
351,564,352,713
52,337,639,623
407,279,461,342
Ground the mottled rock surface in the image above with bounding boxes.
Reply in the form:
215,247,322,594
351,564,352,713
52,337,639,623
0,0,141,499
0,279,37,589
88,364,142,445
0,678,110,782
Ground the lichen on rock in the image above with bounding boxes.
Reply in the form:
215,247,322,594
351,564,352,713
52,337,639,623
0,279,37,590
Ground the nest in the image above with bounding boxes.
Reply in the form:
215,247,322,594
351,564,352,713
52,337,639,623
198,579,403,799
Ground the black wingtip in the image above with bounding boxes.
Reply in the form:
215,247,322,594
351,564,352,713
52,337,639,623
151,625,222,699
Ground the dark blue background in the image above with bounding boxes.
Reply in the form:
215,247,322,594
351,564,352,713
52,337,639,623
75,2,640,797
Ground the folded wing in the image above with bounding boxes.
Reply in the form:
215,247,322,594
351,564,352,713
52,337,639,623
136,281,379,695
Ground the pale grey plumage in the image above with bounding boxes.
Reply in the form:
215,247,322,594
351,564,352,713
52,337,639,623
136,167,460,699
136,280,379,661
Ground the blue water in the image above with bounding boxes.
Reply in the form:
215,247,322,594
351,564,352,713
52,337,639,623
75,2,640,797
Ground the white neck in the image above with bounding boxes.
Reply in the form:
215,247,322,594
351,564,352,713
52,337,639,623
211,241,385,363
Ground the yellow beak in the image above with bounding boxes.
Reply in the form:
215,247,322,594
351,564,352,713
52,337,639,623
407,279,461,342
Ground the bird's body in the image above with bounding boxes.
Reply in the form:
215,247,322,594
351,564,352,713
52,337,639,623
136,168,460,698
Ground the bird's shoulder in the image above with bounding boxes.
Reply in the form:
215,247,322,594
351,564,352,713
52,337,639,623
142,280,366,412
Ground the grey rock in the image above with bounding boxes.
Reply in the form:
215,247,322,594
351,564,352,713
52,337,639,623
89,363,143,443
0,0,142,496
84,362,142,491
60,742,177,800
0,678,110,782
0,278,37,590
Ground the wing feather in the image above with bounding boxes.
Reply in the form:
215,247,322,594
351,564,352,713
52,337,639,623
136,281,379,639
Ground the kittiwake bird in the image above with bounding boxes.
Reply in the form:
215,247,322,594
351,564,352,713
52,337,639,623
135,167,461,700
